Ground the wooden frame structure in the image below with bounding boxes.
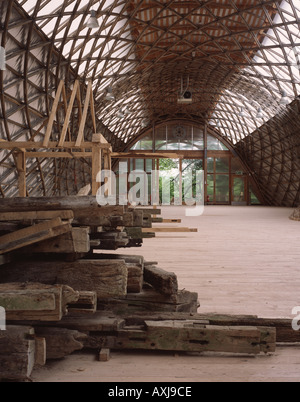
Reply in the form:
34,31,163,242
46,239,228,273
0,79,112,196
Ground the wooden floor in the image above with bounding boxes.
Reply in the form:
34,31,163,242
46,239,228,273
32,206,300,382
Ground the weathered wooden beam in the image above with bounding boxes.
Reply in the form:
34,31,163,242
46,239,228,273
0,326,36,380
30,312,125,332
26,151,91,159
162,219,182,223
0,218,72,255
15,151,26,197
34,327,87,360
124,313,300,344
76,80,92,147
127,263,144,294
142,227,198,233
100,289,199,314
58,80,80,147
25,227,90,254
0,283,79,322
43,80,65,147
34,337,46,367
0,141,110,150
0,260,128,300
0,210,74,222
84,322,276,355
67,291,97,315
92,134,102,196
0,197,125,226
111,152,181,159
144,265,178,295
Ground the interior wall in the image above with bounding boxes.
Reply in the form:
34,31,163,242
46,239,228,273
236,101,300,207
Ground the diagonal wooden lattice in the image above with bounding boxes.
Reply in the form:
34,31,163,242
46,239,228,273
0,0,300,204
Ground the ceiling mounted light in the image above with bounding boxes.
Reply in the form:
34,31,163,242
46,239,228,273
86,10,99,29
256,107,264,119
280,91,289,105
238,107,246,117
105,87,115,102
0,47,6,71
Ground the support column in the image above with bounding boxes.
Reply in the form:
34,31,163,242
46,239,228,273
103,150,112,196
92,134,102,196
15,151,26,197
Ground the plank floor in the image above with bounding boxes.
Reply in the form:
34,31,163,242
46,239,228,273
32,206,300,382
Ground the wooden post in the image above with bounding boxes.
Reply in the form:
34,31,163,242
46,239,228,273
103,150,112,196
15,151,26,197
92,134,102,196
76,80,92,147
43,80,64,147
58,80,80,147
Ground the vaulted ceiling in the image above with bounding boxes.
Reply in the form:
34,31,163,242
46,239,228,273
0,0,300,203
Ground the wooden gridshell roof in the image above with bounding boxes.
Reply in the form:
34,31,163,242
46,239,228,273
0,0,300,205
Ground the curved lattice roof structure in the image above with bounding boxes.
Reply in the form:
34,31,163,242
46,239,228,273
0,0,300,205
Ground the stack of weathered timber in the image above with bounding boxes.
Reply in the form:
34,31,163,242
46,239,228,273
0,196,282,381
0,197,198,380
0,197,160,263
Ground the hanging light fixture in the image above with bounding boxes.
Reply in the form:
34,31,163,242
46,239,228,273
0,47,6,71
86,10,99,29
280,91,289,105
238,107,246,117
256,107,264,119
105,87,115,102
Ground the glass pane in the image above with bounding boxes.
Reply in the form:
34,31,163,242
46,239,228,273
215,175,229,203
159,158,179,172
182,159,203,203
216,157,229,173
131,141,141,150
207,134,228,150
146,159,153,172
168,124,191,150
167,141,179,150
179,125,193,150
131,134,153,150
135,159,144,171
207,157,214,173
159,159,180,204
233,177,245,202
193,127,204,150
140,134,153,150
207,174,214,203
155,125,167,150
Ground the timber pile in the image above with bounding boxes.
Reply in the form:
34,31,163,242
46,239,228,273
0,196,283,381
0,196,199,380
